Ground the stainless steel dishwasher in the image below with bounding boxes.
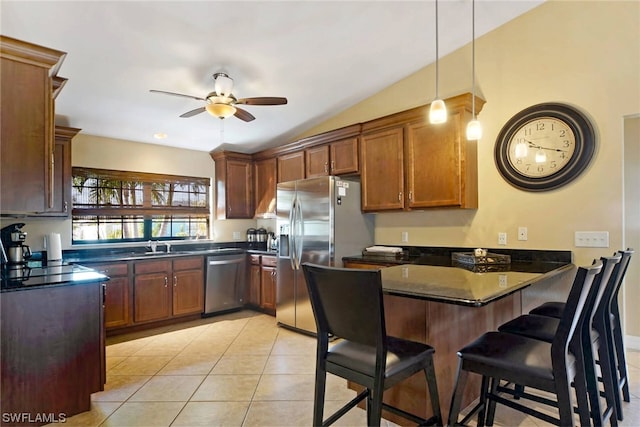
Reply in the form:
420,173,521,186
204,252,246,316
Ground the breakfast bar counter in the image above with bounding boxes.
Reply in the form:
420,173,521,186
343,249,575,424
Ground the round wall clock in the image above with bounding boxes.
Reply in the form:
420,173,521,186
494,103,595,191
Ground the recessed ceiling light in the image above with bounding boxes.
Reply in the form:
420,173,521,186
153,132,168,139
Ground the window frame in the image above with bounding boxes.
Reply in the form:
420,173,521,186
71,167,210,244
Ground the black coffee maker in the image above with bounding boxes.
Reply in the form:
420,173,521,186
1,223,32,265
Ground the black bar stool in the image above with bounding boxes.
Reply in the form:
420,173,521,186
498,255,621,426
529,249,634,420
302,262,442,427
447,260,603,427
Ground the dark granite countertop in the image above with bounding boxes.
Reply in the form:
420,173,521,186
1,262,108,292
343,246,574,306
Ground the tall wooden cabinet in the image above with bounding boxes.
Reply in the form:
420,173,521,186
361,93,484,212
48,126,81,216
211,150,254,219
246,254,276,316
0,36,67,215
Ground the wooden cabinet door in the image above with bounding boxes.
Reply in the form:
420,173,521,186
330,137,359,175
254,157,277,218
0,57,51,214
248,264,261,306
90,262,131,330
260,265,277,313
360,127,405,212
134,271,171,323
278,151,305,183
173,269,204,316
104,276,131,329
46,126,80,215
225,159,253,218
406,112,467,208
305,145,330,178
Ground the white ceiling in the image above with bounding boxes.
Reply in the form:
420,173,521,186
2,1,542,153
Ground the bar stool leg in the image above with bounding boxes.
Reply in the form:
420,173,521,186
448,365,470,427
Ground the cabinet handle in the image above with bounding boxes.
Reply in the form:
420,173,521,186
398,192,403,201
324,162,329,173
174,275,177,287
63,201,68,213
164,276,168,287
408,191,413,201
331,160,335,171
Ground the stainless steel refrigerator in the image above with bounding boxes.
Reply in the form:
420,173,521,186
276,176,374,334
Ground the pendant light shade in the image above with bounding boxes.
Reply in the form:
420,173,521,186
429,0,447,124
466,0,482,140
466,119,483,140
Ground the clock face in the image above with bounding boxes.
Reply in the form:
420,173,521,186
494,103,595,191
506,117,577,178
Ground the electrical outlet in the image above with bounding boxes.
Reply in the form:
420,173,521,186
402,266,409,279
401,231,409,243
498,232,507,245
575,231,609,248
518,227,528,241
232,231,241,240
498,274,508,288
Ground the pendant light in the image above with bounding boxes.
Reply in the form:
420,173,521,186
466,0,482,140
429,0,447,124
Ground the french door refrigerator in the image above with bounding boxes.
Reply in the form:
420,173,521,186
276,176,374,334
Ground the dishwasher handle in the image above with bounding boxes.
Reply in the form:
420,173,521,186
208,258,246,266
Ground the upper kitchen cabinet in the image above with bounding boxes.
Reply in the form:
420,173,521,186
253,157,277,218
304,125,361,178
277,150,305,183
47,126,81,216
0,36,67,215
210,150,254,219
361,93,484,212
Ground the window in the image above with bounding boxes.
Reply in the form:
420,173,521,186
72,167,210,243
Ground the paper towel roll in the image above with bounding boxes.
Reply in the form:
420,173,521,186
47,233,62,261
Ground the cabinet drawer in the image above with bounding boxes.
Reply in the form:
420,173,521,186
173,257,204,271
250,255,261,265
261,256,277,267
134,260,171,275
90,262,129,277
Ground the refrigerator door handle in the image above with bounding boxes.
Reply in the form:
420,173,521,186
294,198,304,270
289,195,297,270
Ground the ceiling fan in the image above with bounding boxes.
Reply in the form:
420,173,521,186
150,72,287,122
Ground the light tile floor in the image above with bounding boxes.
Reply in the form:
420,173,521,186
52,310,640,426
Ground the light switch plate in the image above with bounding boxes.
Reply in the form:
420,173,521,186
574,231,609,248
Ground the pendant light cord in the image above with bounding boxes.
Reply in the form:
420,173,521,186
471,0,476,119
435,0,440,99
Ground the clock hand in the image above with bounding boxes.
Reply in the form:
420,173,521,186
524,139,567,153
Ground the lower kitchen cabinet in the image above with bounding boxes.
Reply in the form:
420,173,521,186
91,262,131,329
260,256,277,315
134,260,172,323
172,257,204,316
134,257,204,324
246,254,276,315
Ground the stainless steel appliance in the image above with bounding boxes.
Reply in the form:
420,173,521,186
276,176,374,334
203,253,246,316
1,223,32,265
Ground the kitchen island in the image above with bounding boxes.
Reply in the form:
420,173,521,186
1,263,108,426
343,248,575,424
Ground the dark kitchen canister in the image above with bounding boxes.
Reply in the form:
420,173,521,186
246,228,257,242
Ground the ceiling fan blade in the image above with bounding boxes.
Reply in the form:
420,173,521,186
180,107,206,118
234,107,256,122
150,89,206,101
236,97,288,106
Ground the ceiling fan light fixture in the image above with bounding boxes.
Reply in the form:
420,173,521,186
206,103,237,119
214,73,234,98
